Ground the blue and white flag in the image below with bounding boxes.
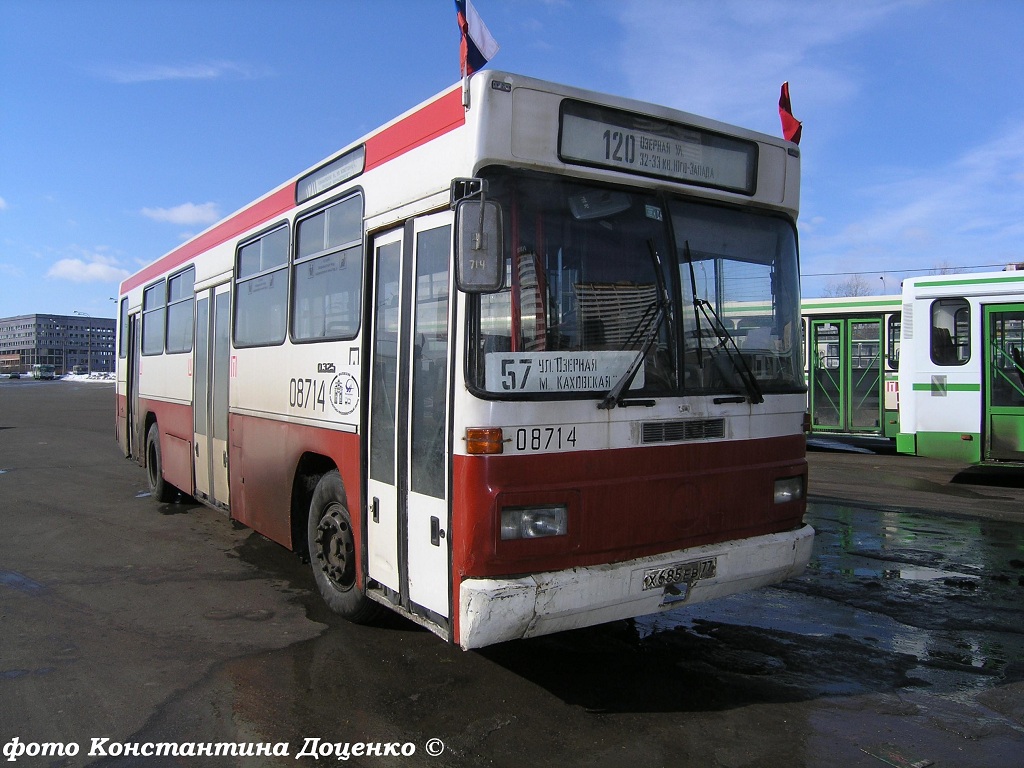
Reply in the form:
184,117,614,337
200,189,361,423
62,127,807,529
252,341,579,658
455,0,499,76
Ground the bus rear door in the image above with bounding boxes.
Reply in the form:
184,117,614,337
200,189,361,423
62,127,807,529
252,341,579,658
194,284,231,508
125,312,142,459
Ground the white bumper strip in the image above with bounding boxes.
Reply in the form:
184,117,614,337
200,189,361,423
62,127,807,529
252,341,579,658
458,524,814,649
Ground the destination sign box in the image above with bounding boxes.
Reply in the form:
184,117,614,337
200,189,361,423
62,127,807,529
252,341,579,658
559,100,757,195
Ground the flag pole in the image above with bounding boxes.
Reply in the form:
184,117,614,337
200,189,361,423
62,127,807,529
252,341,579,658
455,0,497,109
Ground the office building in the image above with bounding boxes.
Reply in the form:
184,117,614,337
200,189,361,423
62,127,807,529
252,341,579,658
0,313,116,374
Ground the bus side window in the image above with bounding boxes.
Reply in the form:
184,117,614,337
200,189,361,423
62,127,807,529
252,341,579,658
166,267,195,354
930,298,969,366
293,194,363,342
142,280,166,355
886,313,901,369
234,225,289,347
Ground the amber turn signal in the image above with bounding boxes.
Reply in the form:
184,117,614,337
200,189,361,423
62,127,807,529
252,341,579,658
465,427,505,455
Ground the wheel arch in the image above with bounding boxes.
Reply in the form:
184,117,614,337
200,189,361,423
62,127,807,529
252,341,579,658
141,410,158,468
291,451,343,556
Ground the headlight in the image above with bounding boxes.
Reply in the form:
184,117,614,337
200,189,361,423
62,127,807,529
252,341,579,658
500,505,568,540
774,475,804,504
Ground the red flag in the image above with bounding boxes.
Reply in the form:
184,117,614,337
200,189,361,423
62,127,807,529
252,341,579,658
779,81,802,144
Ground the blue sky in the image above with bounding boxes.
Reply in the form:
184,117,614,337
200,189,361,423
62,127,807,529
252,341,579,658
2,0,1023,319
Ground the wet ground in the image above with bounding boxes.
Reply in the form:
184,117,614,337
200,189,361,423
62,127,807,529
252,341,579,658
2,379,1023,766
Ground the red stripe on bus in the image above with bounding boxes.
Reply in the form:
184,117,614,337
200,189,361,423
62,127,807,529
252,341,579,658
364,88,465,171
120,185,296,294
121,89,463,296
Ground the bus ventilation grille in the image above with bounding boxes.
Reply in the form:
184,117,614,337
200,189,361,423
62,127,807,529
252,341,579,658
642,418,725,444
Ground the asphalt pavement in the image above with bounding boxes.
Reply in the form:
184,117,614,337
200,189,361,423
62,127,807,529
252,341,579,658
3,379,1023,768
807,441,1024,522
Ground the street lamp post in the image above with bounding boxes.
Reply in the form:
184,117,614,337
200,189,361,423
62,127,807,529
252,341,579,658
74,311,92,374
53,323,66,374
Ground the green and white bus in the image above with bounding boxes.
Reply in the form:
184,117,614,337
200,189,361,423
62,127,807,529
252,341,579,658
897,269,1024,464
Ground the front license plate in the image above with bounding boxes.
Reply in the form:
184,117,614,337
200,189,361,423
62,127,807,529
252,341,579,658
642,557,717,591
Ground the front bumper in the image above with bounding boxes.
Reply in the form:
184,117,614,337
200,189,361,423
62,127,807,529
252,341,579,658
457,524,814,649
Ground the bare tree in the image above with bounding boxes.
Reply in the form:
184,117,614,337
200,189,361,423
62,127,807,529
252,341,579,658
932,261,964,275
821,274,874,297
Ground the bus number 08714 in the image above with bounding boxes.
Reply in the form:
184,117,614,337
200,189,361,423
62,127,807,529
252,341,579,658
515,426,577,452
290,378,326,411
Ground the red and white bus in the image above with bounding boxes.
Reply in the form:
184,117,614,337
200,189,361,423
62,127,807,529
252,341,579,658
115,71,812,649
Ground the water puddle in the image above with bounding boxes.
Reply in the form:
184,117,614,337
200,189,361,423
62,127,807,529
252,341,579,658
884,565,979,582
633,500,1024,694
0,570,45,593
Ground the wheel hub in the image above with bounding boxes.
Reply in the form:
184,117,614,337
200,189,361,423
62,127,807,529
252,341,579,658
315,504,354,591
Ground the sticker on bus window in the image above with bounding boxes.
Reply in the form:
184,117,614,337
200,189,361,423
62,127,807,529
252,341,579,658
484,351,644,393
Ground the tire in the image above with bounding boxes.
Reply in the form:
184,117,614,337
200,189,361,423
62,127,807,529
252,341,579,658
145,423,175,503
307,470,381,623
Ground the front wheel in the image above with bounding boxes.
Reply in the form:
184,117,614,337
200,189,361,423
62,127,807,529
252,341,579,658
307,470,381,623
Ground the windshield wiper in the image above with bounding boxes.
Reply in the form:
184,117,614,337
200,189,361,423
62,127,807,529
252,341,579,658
598,300,667,409
683,241,764,405
599,240,671,410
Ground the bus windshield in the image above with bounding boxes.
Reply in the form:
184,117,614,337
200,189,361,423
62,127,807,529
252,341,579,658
468,171,803,399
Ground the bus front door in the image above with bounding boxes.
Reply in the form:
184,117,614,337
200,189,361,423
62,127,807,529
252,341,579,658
193,284,231,509
984,304,1024,462
809,318,883,434
366,214,453,628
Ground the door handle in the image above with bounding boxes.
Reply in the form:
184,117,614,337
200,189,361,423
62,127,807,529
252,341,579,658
430,516,445,547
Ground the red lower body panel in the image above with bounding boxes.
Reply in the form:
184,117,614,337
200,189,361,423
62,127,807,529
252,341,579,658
450,434,807,581
228,414,362,552
114,392,127,453
138,397,193,494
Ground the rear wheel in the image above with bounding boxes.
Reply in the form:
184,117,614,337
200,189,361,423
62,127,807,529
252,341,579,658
307,470,381,623
145,423,175,503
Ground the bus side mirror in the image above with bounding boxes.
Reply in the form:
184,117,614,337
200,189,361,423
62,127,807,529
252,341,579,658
456,200,503,293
